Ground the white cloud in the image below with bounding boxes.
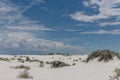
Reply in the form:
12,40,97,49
99,22,120,26
0,32,82,53
83,1,90,7
0,0,52,31
70,12,108,22
65,29,82,32
81,29,120,35
8,25,54,31
70,0,120,26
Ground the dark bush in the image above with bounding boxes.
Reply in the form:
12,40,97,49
86,49,120,62
26,56,31,61
51,61,70,68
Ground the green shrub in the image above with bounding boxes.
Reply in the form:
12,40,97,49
86,49,120,62
18,70,33,79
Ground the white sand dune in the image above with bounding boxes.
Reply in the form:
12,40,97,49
0,55,119,80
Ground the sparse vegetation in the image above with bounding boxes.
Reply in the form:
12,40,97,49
26,56,31,61
39,63,44,68
47,53,55,55
17,58,25,63
30,59,41,63
73,59,78,62
45,61,50,64
51,61,70,68
72,63,76,66
86,49,120,62
18,70,33,79
14,65,30,70
115,68,120,76
109,68,120,80
0,57,10,62
47,53,70,56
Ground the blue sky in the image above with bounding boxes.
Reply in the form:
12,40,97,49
0,0,120,54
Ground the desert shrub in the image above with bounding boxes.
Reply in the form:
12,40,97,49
79,58,81,60
18,70,33,79
0,57,10,62
45,61,50,64
86,49,120,62
18,59,25,63
30,59,41,63
109,68,120,80
47,53,55,55
17,58,25,63
26,56,31,61
14,55,17,57
72,63,76,66
73,59,78,62
17,58,23,61
115,68,120,76
47,53,69,56
15,65,30,70
19,56,23,58
59,57,61,59
39,63,44,68
51,57,54,59
40,61,44,64
51,61,70,68
68,57,72,59
56,53,70,56
11,57,15,60
82,60,86,62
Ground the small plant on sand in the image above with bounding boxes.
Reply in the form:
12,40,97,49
39,63,44,68
15,65,30,70
72,63,76,66
115,68,120,76
30,59,41,63
45,61,50,64
18,70,33,79
51,61,70,68
26,56,31,61
109,68,120,80
73,59,78,62
86,49,120,62
0,57,10,62
17,58,25,63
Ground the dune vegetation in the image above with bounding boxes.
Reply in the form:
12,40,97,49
86,49,120,62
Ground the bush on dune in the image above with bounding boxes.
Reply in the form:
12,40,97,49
86,49,120,62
